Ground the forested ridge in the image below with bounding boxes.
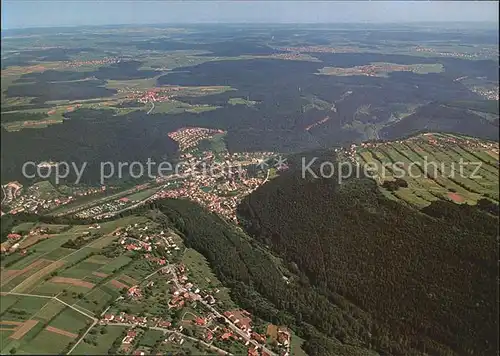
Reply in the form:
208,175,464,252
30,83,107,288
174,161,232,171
237,166,498,356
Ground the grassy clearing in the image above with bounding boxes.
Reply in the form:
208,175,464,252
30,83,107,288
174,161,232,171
1,296,49,322
228,97,258,106
290,332,308,356
124,187,160,202
10,223,36,234
48,307,91,334
32,299,65,322
75,288,113,314
0,295,19,314
18,329,74,354
138,329,164,347
59,260,102,279
97,255,133,274
72,325,128,355
181,248,236,309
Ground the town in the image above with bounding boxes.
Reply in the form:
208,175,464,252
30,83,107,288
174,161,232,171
95,221,291,356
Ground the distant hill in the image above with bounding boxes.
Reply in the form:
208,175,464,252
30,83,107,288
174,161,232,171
381,102,499,141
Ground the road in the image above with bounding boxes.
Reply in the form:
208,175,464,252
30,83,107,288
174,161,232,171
147,100,155,115
142,265,170,282
165,267,277,356
107,323,232,355
5,293,95,318
67,319,97,355
199,300,277,356
3,292,99,355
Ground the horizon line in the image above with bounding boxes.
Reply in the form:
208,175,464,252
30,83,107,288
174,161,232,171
3,20,499,31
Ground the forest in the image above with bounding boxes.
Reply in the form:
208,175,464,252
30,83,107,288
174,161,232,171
236,164,498,356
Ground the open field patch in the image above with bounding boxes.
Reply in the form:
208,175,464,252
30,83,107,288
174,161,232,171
92,271,108,278
17,329,74,355
72,325,128,355
58,260,102,279
98,255,132,274
109,279,128,290
1,295,50,322
61,247,99,264
1,259,52,287
355,134,499,208
18,234,57,250
138,328,164,347
10,260,65,293
0,295,19,313
86,255,110,265
45,325,78,338
48,307,91,334
448,192,466,203
75,287,113,314
32,299,65,322
50,276,95,289
0,321,23,326
9,319,39,340
41,247,75,261
118,274,138,286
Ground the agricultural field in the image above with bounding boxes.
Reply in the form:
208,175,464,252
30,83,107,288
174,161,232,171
0,214,172,354
0,295,93,355
71,324,128,355
354,132,499,208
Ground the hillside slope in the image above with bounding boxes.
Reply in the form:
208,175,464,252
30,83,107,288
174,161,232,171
237,167,498,355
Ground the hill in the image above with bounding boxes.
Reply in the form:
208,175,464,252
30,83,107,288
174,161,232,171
381,102,499,141
351,132,499,208
237,153,498,355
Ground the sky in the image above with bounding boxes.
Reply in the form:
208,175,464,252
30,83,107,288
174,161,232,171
1,1,499,30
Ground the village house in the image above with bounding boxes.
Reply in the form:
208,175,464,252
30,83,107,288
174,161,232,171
122,330,137,344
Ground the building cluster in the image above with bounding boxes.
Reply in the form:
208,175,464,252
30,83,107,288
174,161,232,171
1,181,23,205
6,187,74,215
149,150,272,222
166,263,217,308
277,46,357,53
265,324,291,356
152,174,262,222
2,181,107,216
75,198,130,219
115,222,182,258
101,312,171,328
63,57,120,68
168,127,225,151
323,63,420,77
470,86,499,100
413,46,494,59
264,53,312,61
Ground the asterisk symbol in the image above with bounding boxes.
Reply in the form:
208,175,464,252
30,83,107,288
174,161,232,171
256,158,269,171
274,155,288,170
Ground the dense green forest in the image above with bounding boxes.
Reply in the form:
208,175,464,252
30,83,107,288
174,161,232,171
236,166,498,356
143,199,380,356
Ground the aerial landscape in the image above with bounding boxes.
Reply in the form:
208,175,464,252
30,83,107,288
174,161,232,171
0,1,499,355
